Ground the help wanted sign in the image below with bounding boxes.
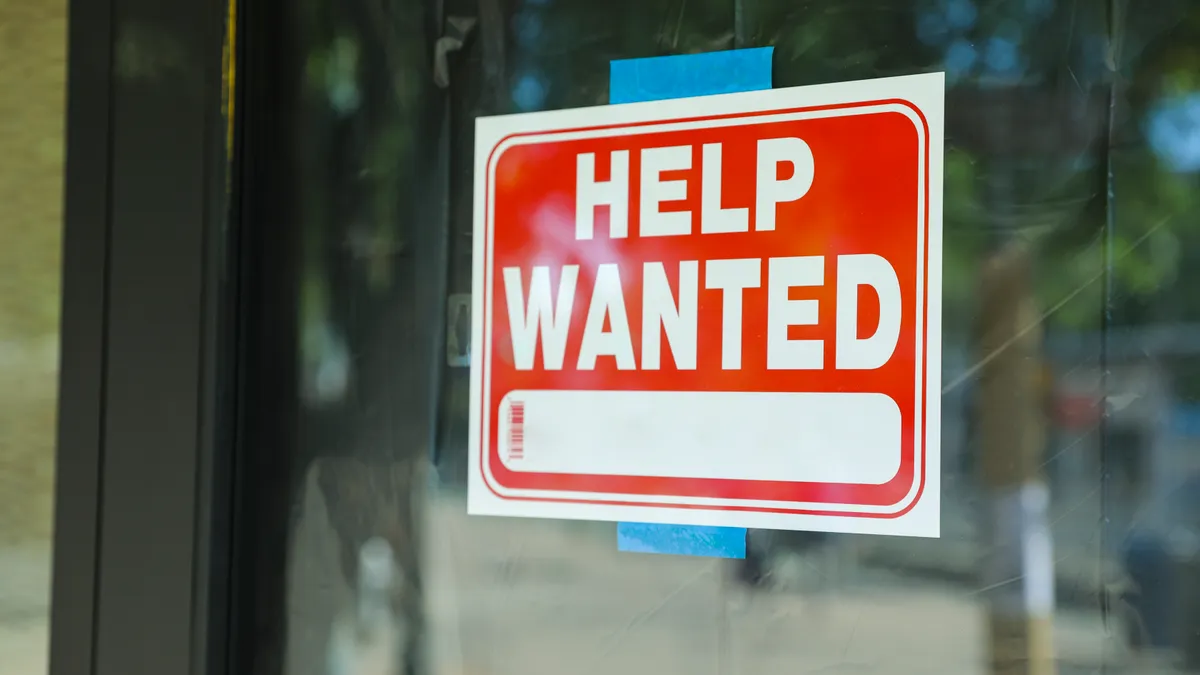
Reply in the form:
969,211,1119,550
469,73,944,537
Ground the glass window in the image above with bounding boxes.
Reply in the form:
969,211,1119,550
0,1,66,673
236,1,1200,673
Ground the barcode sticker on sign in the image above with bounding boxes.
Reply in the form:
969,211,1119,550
507,400,525,461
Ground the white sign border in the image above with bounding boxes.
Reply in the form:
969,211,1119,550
468,72,944,538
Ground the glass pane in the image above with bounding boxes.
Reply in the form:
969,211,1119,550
237,1,1200,674
0,1,65,673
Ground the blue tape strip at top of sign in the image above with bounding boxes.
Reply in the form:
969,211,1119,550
610,47,773,559
609,47,774,103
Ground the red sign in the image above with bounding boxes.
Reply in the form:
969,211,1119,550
469,74,944,537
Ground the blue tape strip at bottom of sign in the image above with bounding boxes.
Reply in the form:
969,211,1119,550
617,522,747,559
609,47,773,558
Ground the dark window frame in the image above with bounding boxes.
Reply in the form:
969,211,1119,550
50,0,236,673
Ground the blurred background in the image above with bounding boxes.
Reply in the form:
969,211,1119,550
247,1,1200,674
13,0,1200,674
0,1,65,674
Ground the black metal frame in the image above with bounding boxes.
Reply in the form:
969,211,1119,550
50,0,236,672
223,0,300,667
52,0,463,670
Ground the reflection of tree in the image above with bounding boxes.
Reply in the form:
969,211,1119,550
1111,5,1200,326
284,1,439,674
496,0,1200,333
276,0,1200,671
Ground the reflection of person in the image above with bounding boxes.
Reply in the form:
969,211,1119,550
318,459,425,675
326,538,405,675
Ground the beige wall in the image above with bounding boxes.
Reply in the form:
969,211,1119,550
0,4,66,673
0,1,67,544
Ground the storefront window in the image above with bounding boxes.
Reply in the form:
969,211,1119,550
237,1,1200,673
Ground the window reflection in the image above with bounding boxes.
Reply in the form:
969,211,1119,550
242,1,1200,673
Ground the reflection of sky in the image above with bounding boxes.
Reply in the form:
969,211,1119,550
917,0,1054,85
513,11,543,46
1147,93,1200,173
1025,0,1054,18
983,19,1026,80
917,10,949,46
918,0,976,46
983,35,1019,76
945,38,976,81
513,72,548,111
944,0,978,30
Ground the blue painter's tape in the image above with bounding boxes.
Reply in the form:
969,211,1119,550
617,522,747,558
610,48,773,558
609,47,773,104
1171,403,1200,438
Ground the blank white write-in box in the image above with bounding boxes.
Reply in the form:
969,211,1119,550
497,390,901,485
